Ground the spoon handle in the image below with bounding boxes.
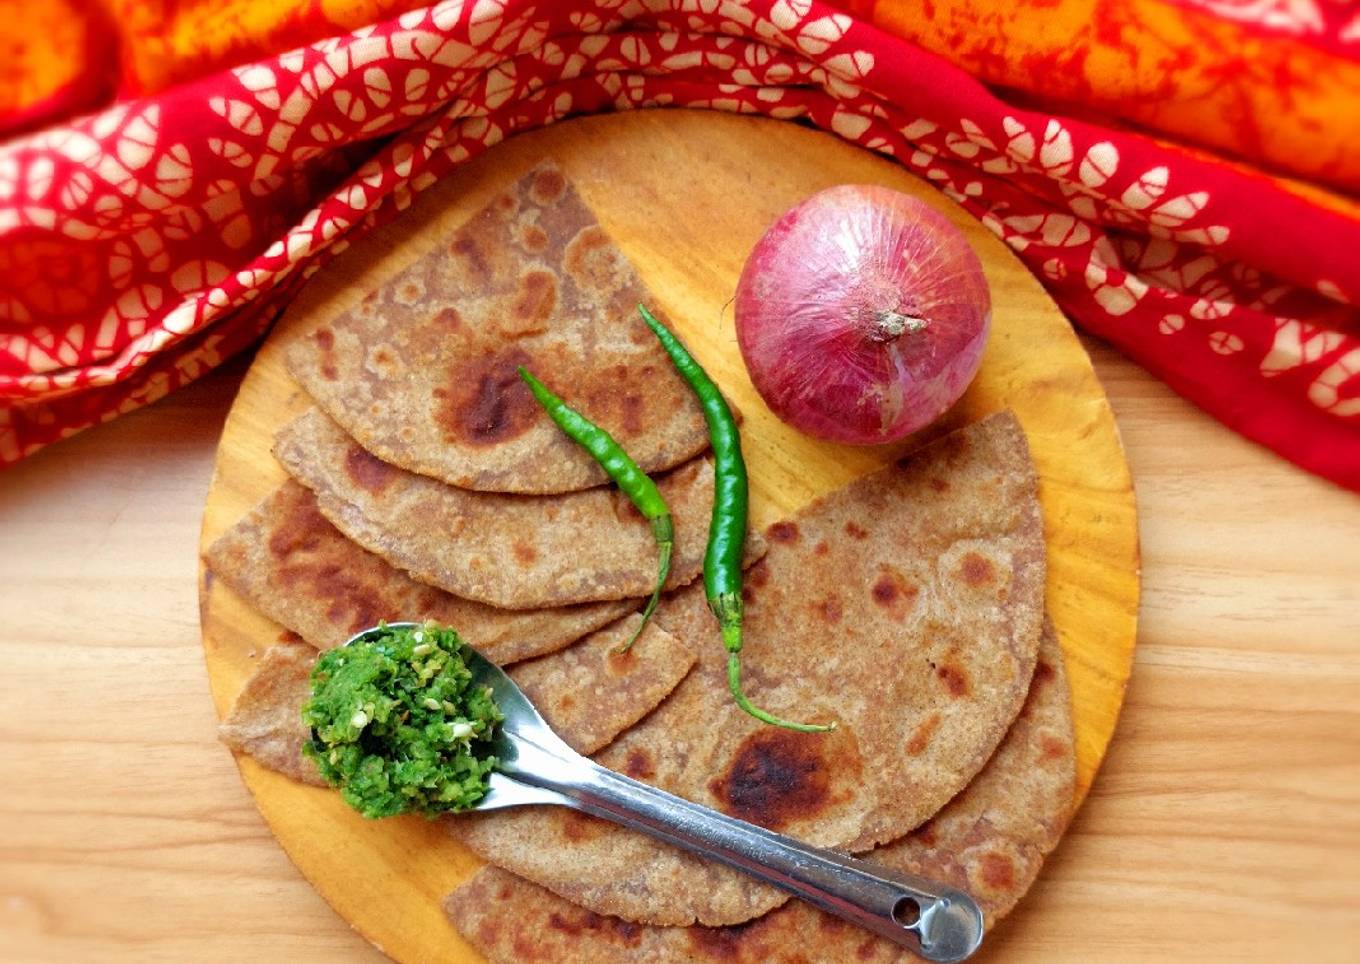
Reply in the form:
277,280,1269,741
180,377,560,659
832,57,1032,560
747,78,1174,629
504,738,984,963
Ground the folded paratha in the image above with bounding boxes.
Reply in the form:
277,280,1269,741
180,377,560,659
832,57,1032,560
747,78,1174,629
284,162,710,494
273,407,727,610
444,620,1075,963
448,411,1046,926
219,614,697,780
205,480,634,663
218,642,328,786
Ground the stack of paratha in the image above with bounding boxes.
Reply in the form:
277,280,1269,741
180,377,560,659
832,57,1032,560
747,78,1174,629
208,164,1076,963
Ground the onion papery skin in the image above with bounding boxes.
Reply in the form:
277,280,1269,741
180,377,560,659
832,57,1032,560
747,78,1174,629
735,185,991,446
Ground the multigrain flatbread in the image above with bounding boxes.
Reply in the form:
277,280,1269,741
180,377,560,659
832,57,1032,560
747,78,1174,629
204,480,635,663
449,412,1046,926
443,621,1075,963
508,614,697,757
273,407,731,610
218,642,327,786
219,614,697,778
283,163,710,494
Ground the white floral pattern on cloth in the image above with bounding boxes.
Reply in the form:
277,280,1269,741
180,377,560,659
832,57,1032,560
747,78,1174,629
0,0,1356,486
1174,0,1360,55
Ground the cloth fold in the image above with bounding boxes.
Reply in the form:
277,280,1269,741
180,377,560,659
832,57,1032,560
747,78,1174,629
0,0,1356,486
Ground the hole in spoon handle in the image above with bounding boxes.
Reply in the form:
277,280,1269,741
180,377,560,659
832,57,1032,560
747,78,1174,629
896,888,985,963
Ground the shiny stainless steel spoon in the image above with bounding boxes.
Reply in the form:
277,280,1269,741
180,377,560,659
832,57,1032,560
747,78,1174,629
348,623,984,962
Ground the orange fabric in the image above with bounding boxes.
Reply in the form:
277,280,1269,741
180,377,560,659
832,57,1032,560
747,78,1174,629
108,0,427,94
0,0,117,137
839,0,1360,192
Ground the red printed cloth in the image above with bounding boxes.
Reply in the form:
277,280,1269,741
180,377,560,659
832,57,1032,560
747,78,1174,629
0,0,1356,486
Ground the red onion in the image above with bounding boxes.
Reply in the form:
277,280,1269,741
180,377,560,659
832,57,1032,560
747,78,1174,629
735,185,991,445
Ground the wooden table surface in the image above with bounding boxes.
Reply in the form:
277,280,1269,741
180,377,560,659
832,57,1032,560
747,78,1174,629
3,340,1358,963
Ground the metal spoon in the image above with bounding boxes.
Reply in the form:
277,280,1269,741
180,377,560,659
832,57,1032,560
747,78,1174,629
348,623,985,962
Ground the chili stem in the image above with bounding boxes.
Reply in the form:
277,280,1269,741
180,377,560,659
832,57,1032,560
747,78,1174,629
628,515,674,652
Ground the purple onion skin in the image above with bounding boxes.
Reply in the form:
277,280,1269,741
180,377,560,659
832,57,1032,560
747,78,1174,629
735,185,991,445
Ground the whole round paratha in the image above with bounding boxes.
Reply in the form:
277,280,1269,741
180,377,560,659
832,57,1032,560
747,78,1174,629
444,618,1076,963
448,411,1046,926
283,163,710,494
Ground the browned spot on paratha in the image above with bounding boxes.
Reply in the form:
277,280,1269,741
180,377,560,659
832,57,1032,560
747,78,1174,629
813,594,842,623
266,496,322,560
623,749,655,780
869,567,917,617
450,235,490,278
519,224,548,253
620,393,644,435
545,909,643,945
843,521,867,539
509,270,557,333
936,660,971,697
978,851,1016,892
343,444,396,494
368,345,398,378
563,224,619,294
605,646,638,674
582,371,649,439
435,347,538,447
562,812,602,843
313,327,338,381
531,166,567,204
959,551,995,586
708,729,834,831
685,918,767,959
766,521,798,544
1042,736,1069,761
906,713,942,755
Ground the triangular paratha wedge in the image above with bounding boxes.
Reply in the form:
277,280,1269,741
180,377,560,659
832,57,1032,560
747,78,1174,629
273,408,729,610
205,480,635,663
284,163,710,494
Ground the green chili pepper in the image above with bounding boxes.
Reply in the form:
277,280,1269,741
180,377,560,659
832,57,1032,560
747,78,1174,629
638,305,835,733
519,367,672,651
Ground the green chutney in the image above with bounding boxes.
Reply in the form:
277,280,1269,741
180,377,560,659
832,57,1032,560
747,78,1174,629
301,623,502,819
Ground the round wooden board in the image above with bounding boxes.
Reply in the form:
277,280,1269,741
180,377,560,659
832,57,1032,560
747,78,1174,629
199,110,1138,962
